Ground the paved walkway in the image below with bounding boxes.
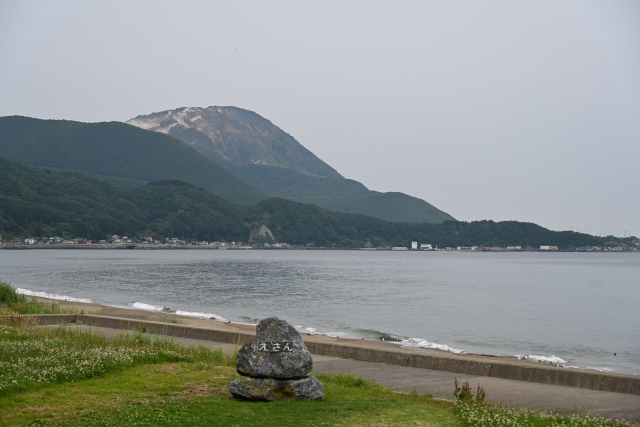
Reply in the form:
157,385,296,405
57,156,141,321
313,356,640,422
65,324,640,422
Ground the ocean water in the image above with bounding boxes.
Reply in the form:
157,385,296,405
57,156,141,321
1,249,638,374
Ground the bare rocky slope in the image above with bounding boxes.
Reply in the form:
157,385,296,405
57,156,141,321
127,107,455,224
127,106,341,179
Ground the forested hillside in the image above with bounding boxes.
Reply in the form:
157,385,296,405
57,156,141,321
0,157,627,249
0,116,265,205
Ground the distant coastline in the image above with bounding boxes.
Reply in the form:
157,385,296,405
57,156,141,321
1,243,637,252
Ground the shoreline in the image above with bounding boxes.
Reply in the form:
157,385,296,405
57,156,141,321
16,303,640,396
31,295,259,333
29,295,636,377
1,244,637,253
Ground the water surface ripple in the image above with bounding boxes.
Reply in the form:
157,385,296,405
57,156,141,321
1,250,638,374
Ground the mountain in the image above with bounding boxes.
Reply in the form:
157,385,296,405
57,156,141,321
127,106,342,178
0,116,265,205
127,107,455,224
1,157,625,250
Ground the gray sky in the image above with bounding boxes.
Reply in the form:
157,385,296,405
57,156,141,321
1,1,639,237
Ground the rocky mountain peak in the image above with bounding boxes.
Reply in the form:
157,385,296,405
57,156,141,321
127,106,342,179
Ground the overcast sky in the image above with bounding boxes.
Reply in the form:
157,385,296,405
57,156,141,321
1,1,638,236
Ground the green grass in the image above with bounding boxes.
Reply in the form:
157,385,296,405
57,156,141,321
1,365,458,427
0,318,457,426
0,312,637,427
453,401,637,427
0,319,233,397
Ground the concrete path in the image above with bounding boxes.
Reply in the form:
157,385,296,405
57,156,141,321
66,324,640,422
313,355,640,422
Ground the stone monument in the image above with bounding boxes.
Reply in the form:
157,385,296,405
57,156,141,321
229,317,324,401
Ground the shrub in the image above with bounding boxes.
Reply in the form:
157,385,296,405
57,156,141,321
0,280,25,307
0,280,76,315
453,378,485,404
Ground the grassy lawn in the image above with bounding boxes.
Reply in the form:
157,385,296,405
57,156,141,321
1,283,638,427
0,321,458,426
2,322,638,427
1,365,458,426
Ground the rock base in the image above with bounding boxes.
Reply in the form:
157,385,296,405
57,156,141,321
229,376,324,402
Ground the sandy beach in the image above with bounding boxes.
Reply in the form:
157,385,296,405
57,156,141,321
33,295,259,334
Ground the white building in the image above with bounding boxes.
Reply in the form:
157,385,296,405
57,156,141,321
411,241,418,250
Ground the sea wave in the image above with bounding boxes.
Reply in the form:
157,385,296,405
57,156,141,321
356,328,403,342
297,326,464,353
129,302,170,312
296,326,346,338
400,337,465,353
567,366,613,372
16,288,93,303
128,301,228,321
516,354,567,365
515,355,614,371
174,309,227,322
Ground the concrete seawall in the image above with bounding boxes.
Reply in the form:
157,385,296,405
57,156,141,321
18,313,640,396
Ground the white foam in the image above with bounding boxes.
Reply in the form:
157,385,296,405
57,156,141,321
567,365,613,372
516,355,613,371
400,337,465,354
174,310,227,322
129,302,167,312
298,326,346,338
16,288,93,303
516,354,568,365
128,302,228,321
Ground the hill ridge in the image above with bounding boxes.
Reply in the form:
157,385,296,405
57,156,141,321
0,116,266,205
2,155,628,250
127,107,456,224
